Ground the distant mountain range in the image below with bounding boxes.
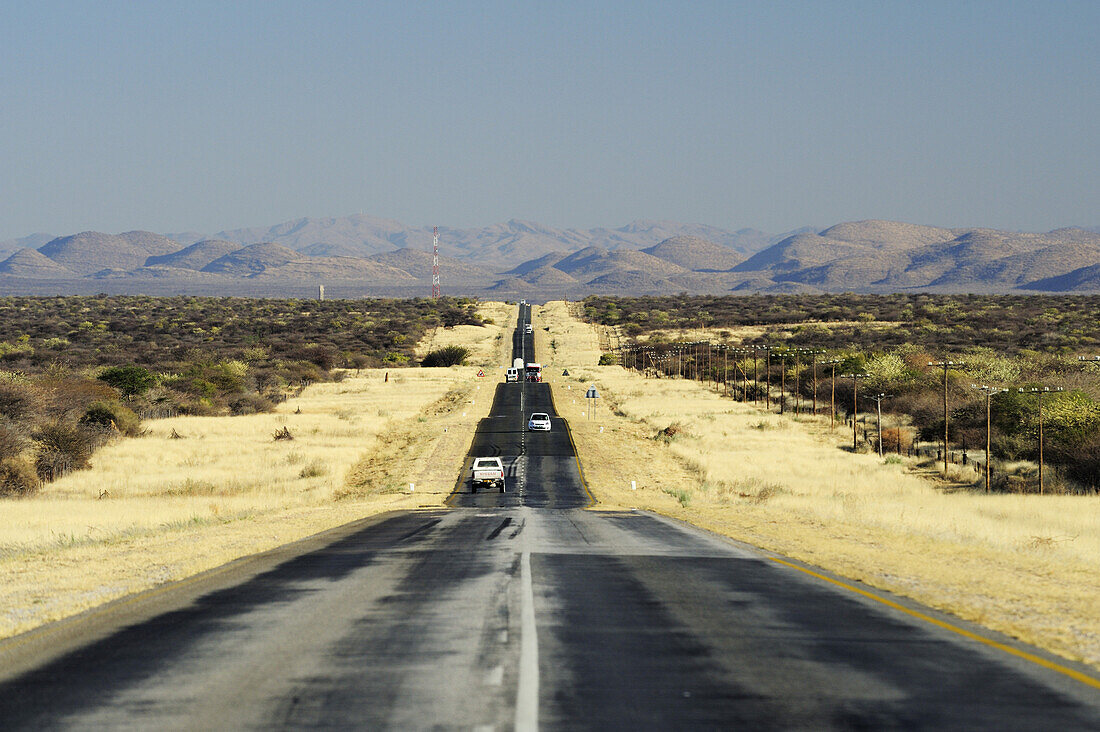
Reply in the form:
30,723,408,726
2,215,1099,297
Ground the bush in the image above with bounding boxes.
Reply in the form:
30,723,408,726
299,459,328,478
0,383,35,420
290,345,336,371
1049,434,1100,493
420,346,469,367
98,364,157,397
598,353,619,365
40,378,119,421
0,423,28,460
33,422,95,480
0,457,40,497
79,400,142,436
880,427,914,454
229,393,274,415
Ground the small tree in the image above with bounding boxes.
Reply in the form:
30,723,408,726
98,365,156,398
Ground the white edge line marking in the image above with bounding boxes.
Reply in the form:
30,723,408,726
515,550,539,731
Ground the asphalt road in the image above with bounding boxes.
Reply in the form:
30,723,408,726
2,304,1099,729
449,303,590,510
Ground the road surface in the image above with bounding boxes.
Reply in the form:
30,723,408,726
2,304,1099,729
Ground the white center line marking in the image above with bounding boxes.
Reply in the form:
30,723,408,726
486,665,504,686
514,550,539,731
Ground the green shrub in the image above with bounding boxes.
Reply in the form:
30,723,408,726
420,345,469,367
662,487,692,507
0,341,34,362
598,353,619,365
79,400,142,436
98,364,156,397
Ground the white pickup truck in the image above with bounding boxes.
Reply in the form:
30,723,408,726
471,457,506,493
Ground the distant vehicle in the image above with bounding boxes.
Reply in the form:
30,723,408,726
524,324,533,334
471,457,505,493
527,413,551,431
506,367,519,382
513,357,525,370
525,363,542,382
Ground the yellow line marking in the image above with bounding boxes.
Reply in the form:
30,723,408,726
768,556,1100,691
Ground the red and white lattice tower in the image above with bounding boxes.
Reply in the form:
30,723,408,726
431,226,441,298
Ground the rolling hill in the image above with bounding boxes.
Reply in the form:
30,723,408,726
734,221,1100,292
2,216,1099,296
37,231,177,275
0,248,78,278
642,235,745,271
146,239,241,270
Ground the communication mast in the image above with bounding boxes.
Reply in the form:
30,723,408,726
431,226,441,298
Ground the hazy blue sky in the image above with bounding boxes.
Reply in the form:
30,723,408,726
2,1,1097,240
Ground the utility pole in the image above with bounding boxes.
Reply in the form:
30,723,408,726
822,358,842,429
929,360,965,475
765,346,773,409
973,385,1008,493
841,373,870,450
869,393,891,457
751,346,761,404
1019,386,1064,495
793,349,802,414
731,348,753,401
775,349,792,414
431,226,441,298
722,347,732,397
806,349,826,415
740,349,750,400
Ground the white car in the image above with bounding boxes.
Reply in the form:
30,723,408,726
527,413,551,431
471,457,505,493
524,324,533,334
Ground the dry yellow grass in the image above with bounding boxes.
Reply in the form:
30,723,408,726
539,301,1100,672
0,302,514,639
414,301,513,366
533,300,603,369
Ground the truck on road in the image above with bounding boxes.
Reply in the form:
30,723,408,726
525,363,542,382
471,457,506,493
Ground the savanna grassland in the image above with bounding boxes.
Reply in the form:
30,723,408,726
0,295,486,498
584,294,1100,494
536,300,1100,671
0,299,512,638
